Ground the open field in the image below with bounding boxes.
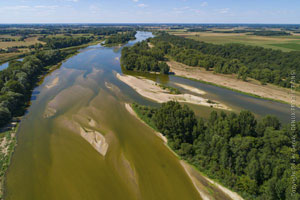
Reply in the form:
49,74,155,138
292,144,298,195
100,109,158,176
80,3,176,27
167,30,300,52
0,36,42,49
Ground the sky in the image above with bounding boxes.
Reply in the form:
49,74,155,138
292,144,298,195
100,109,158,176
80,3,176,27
0,0,299,24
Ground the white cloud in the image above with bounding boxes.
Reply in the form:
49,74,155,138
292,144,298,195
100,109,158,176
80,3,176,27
133,0,139,2
137,3,148,8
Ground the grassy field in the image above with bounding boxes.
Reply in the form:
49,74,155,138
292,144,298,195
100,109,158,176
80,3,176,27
167,30,300,52
0,36,42,49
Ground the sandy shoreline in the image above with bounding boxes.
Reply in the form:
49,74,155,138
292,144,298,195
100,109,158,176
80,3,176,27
125,103,244,200
117,73,230,110
168,60,300,107
125,103,168,144
45,77,59,89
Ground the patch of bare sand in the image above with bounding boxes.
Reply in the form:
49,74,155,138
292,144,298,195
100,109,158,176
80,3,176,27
174,83,206,95
58,116,109,157
45,77,59,89
118,73,230,110
80,127,108,156
168,60,300,107
148,42,154,48
105,81,120,93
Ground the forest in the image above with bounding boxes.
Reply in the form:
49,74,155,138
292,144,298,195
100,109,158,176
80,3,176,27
149,33,300,88
104,31,137,45
121,40,170,74
39,36,94,49
0,49,75,127
132,101,300,200
251,31,291,36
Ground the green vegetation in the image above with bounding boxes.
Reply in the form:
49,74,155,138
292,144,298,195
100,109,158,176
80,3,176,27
132,101,300,200
168,30,300,52
121,41,170,74
39,36,94,49
149,33,300,88
250,31,291,36
0,49,76,128
0,25,136,63
0,126,17,199
104,31,137,46
270,43,300,51
158,84,181,94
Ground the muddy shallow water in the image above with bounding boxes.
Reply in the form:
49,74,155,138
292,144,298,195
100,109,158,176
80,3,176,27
4,32,298,200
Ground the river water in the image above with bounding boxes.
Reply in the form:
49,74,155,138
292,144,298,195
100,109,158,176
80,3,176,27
4,32,299,200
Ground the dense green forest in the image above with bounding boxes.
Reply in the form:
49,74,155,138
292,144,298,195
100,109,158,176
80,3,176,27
132,101,300,200
39,36,94,49
121,40,170,74
0,49,75,127
251,31,291,36
105,31,137,45
149,33,300,87
0,26,135,37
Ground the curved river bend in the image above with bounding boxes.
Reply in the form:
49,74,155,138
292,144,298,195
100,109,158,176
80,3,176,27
4,32,299,199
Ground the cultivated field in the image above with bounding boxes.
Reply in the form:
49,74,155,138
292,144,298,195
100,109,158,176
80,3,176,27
167,30,300,52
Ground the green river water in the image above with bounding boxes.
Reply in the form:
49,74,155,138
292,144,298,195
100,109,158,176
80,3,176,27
4,32,299,200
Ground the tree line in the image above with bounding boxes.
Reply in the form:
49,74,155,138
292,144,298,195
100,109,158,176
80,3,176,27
39,36,94,49
104,31,137,45
149,33,300,88
121,40,170,74
132,101,300,200
0,49,75,127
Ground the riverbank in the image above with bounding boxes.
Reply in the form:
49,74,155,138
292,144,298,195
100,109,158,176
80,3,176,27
125,103,244,200
167,60,300,107
0,45,83,199
117,73,230,110
0,124,18,199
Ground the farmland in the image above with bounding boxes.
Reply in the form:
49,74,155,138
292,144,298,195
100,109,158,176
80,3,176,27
167,30,300,52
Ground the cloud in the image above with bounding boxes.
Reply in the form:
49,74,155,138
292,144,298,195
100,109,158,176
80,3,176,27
133,0,139,2
200,2,208,7
137,4,148,8
66,0,79,2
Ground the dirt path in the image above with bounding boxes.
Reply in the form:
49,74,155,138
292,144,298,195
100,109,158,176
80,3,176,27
168,60,300,107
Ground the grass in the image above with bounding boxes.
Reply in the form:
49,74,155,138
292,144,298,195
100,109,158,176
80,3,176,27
0,36,42,49
167,30,300,52
0,125,18,199
270,43,300,51
157,83,181,94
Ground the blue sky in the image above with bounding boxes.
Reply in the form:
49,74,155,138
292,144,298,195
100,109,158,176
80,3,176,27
0,0,299,24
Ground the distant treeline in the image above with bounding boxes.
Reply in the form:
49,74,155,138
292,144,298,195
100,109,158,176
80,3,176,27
133,101,300,200
0,49,75,127
121,40,170,74
0,27,135,37
187,29,292,36
39,36,94,49
105,31,137,45
251,31,291,36
149,33,300,87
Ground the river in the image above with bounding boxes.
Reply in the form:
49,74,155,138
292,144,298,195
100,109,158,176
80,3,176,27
4,31,299,199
